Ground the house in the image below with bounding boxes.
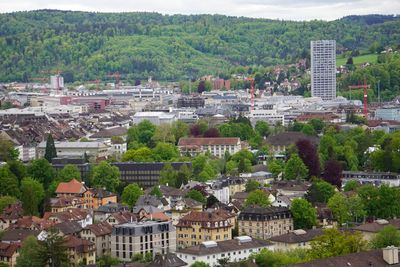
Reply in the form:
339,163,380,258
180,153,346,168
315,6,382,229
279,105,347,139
93,203,129,222
82,188,117,209
352,219,400,242
176,236,272,267
43,208,92,228
111,220,176,262
177,137,242,158
271,195,292,208
207,179,230,204
269,229,324,251
55,179,88,198
315,204,336,227
80,222,113,257
0,203,24,231
53,221,83,236
64,235,96,266
0,242,20,267
288,246,400,267
271,181,310,197
176,210,234,248
238,206,293,239
105,212,139,225
149,252,187,267
50,196,86,212
135,195,169,211
171,198,203,226
225,177,246,196
342,170,400,187
1,228,40,243
266,132,319,157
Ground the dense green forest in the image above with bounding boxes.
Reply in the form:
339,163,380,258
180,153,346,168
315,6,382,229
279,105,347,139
0,11,399,82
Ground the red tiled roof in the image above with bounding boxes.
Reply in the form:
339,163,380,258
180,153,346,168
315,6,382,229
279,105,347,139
0,242,20,257
55,179,87,194
64,235,95,253
85,222,112,236
178,137,240,146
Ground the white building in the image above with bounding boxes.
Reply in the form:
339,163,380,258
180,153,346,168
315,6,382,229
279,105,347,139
311,40,336,100
36,141,109,160
132,111,176,125
50,75,64,90
177,137,242,158
176,236,272,267
248,109,285,126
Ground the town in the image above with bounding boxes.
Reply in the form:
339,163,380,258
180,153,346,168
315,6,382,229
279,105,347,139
1,8,400,267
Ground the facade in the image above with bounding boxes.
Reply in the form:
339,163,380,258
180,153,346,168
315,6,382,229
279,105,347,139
342,170,400,187
114,162,192,188
178,137,241,158
36,141,109,160
64,235,96,267
176,210,234,248
111,220,176,262
177,96,205,108
269,229,323,251
177,236,272,267
238,206,293,239
80,222,113,257
375,107,400,121
311,40,336,100
0,242,19,267
132,111,176,125
248,109,285,126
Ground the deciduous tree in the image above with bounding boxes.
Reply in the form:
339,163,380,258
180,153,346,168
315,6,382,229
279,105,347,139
91,161,120,192
290,198,317,229
58,164,81,182
284,153,308,180
121,183,144,208
20,177,45,216
245,190,270,208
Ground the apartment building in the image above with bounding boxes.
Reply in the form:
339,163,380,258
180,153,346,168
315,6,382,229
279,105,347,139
178,137,242,158
176,210,234,248
177,236,272,266
80,222,113,258
111,220,176,262
238,206,293,239
311,40,336,100
64,235,96,266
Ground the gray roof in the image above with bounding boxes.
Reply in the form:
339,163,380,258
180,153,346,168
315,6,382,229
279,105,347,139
38,141,107,149
132,205,163,214
96,203,129,213
148,253,187,267
177,237,272,256
113,220,175,236
269,228,323,244
54,221,83,235
89,126,127,138
136,195,163,207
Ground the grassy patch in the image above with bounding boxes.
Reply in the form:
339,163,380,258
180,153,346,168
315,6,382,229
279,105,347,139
336,54,378,66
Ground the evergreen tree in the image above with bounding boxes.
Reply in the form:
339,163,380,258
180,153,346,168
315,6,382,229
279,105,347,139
44,134,57,163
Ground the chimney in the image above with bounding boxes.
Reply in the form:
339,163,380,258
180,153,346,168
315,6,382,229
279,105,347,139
383,246,399,265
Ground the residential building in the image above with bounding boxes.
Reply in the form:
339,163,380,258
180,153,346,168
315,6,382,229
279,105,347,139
311,40,336,100
111,220,176,262
0,242,19,267
266,132,319,157
64,235,96,266
271,195,292,208
43,208,92,228
176,210,234,248
269,229,323,251
50,196,86,213
178,137,242,158
93,203,130,222
36,141,109,160
342,170,400,187
80,222,113,257
150,252,187,267
82,188,117,209
105,212,139,225
176,236,272,267
352,219,400,242
55,179,88,199
207,180,230,204
238,206,293,239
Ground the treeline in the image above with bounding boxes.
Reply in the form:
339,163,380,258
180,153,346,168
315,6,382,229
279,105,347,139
0,11,399,82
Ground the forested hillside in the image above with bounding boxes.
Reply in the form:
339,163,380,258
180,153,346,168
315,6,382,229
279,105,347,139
0,11,399,82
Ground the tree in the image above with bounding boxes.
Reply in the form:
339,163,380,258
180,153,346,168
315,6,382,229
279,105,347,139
203,128,220,137
152,142,179,161
58,164,81,182
121,183,144,208
268,159,284,179
206,195,220,208
284,154,308,180
159,163,177,187
255,120,270,137
343,180,360,192
96,255,120,267
91,161,120,192
305,180,335,204
44,134,57,163
38,228,69,267
371,225,400,248
301,124,316,136
245,190,271,208
171,121,189,144
190,262,210,267
27,159,56,190
238,158,252,173
245,180,260,192
176,164,191,188
7,160,27,183
152,123,175,144
0,137,19,162
327,193,350,225
198,80,206,93
346,57,354,65
20,177,45,216
323,160,342,188
127,120,156,148
296,139,320,178
290,198,317,229
309,228,367,259
254,248,307,267
0,196,17,212
122,147,154,162
15,235,44,267
0,165,20,198
150,186,162,198
186,189,206,204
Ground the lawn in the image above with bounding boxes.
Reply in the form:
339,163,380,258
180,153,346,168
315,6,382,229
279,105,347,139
336,53,378,67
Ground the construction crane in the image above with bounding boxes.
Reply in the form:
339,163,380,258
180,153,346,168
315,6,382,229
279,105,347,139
349,79,370,117
106,72,121,89
246,77,255,111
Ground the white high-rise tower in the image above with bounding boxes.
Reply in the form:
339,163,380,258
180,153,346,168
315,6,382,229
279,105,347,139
311,40,336,100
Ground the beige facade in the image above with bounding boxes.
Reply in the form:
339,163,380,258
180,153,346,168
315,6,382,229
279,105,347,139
238,206,293,239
